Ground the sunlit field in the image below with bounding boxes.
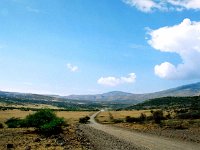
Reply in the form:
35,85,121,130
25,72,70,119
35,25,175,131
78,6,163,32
57,111,94,124
0,102,64,109
0,110,94,124
96,110,152,123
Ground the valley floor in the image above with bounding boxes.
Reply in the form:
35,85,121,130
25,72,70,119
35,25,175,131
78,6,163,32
78,112,200,150
1,110,200,150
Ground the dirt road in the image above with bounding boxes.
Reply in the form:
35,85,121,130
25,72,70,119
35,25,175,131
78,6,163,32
79,111,200,150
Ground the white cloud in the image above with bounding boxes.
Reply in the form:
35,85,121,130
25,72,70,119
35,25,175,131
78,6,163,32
123,0,200,12
97,73,136,86
67,63,79,72
168,0,200,10
123,0,160,12
148,18,200,80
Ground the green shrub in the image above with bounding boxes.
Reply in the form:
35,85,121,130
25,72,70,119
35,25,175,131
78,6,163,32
24,109,58,128
79,116,90,124
5,117,22,128
39,118,65,135
22,109,65,135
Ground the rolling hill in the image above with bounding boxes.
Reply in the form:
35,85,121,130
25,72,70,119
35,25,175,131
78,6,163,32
125,96,200,110
0,82,200,106
66,82,200,103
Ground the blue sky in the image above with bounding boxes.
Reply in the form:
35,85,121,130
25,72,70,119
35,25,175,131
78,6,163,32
0,0,200,95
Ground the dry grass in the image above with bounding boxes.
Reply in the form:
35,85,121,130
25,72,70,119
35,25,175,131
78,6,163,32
96,110,152,123
56,111,94,124
0,110,95,149
0,102,63,109
0,110,95,124
0,125,84,150
96,111,111,124
0,110,34,122
110,110,152,119
114,122,157,131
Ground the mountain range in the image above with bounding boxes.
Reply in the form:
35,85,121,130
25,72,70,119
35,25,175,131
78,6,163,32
1,82,200,104
66,82,200,103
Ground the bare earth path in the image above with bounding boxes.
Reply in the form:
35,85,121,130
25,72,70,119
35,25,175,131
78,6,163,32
79,111,200,150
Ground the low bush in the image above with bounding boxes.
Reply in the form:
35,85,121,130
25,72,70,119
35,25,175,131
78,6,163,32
39,118,65,135
112,119,124,123
139,113,146,122
5,117,22,128
125,113,147,123
152,110,165,124
0,123,4,128
125,116,140,123
177,111,200,119
24,109,58,128
4,109,66,136
23,109,65,135
146,115,154,121
79,116,90,124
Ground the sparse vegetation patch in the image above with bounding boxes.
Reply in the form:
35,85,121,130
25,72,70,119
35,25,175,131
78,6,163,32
79,116,90,124
4,109,66,136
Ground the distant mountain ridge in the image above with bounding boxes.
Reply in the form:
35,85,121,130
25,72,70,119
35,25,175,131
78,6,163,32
66,82,200,103
0,82,200,104
66,91,133,101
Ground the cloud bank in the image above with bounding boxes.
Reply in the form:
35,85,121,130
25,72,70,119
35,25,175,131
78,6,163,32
123,0,200,12
97,73,136,86
67,63,79,72
148,18,200,80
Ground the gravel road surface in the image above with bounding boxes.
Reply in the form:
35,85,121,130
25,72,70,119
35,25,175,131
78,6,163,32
79,111,200,150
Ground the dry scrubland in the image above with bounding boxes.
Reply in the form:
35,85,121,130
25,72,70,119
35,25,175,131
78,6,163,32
96,110,200,143
0,125,88,150
56,111,94,124
0,102,63,110
0,110,93,124
96,110,152,123
0,110,94,150
1,109,200,149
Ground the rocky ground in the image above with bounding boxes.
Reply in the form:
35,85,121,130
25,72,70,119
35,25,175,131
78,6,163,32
1,118,199,150
79,123,200,150
78,125,142,150
0,125,94,150
113,123,200,143
77,111,200,150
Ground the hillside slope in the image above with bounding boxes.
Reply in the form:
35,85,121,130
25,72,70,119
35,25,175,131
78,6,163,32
0,82,200,104
66,82,200,102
